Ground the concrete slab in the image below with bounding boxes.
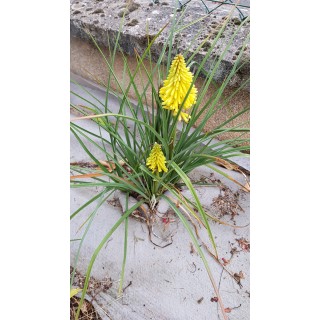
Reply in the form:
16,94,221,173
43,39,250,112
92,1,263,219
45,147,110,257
70,164,250,319
70,0,250,90
70,77,250,319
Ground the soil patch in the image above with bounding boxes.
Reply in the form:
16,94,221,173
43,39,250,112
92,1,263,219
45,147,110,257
70,267,113,319
70,296,102,320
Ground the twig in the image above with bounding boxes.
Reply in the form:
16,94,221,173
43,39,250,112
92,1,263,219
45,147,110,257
122,281,132,293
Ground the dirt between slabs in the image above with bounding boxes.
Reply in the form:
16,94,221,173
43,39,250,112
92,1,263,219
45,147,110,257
70,267,112,319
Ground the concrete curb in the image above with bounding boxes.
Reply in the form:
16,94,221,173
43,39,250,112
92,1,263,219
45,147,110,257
70,0,250,90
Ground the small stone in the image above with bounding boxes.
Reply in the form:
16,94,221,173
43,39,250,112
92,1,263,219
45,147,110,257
118,8,129,17
232,17,241,25
126,19,139,27
71,3,83,10
92,8,104,14
128,2,140,12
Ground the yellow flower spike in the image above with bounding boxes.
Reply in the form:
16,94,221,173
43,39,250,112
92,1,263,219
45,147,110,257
159,54,197,121
146,142,168,173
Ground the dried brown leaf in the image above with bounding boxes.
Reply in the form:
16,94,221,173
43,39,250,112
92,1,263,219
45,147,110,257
70,172,104,180
236,238,250,252
99,160,116,172
241,182,250,192
234,271,245,283
214,157,239,171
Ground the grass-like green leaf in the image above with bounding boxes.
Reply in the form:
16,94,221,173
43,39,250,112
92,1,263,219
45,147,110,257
75,199,145,320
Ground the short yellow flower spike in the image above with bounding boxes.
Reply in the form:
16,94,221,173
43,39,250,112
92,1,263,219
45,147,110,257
146,142,168,173
159,54,197,122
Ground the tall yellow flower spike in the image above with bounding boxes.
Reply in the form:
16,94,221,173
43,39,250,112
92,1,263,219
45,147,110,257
159,54,197,122
146,143,168,173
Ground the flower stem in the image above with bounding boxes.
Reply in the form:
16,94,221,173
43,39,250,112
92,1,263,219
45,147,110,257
153,171,160,195
169,121,177,159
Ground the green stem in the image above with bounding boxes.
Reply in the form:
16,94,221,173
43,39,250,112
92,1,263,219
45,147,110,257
153,171,160,195
169,120,178,159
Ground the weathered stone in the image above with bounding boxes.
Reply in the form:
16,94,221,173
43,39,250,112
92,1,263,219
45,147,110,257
70,0,250,90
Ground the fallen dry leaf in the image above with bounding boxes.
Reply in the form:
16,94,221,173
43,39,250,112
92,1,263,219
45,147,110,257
234,271,245,283
241,182,250,192
99,160,116,172
70,172,104,180
214,157,239,171
236,238,250,252
70,159,133,177
70,287,82,298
